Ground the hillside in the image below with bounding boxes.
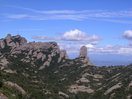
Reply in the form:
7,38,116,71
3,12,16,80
0,35,132,99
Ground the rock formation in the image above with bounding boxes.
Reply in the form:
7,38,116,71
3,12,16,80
0,39,5,49
58,50,68,63
0,34,94,70
0,92,8,99
0,34,68,70
77,46,94,66
5,34,27,48
79,46,87,58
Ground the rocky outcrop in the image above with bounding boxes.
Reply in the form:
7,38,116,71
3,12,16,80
68,84,94,94
0,34,68,70
0,39,5,49
76,46,94,66
12,41,61,69
80,46,87,58
4,81,26,95
104,83,122,95
0,34,94,70
58,91,69,98
0,92,8,99
58,50,68,63
0,57,9,69
5,34,27,48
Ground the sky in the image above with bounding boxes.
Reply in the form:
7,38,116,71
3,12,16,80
1,0,132,66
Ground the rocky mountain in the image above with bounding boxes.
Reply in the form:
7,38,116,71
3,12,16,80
0,34,69,70
0,34,132,99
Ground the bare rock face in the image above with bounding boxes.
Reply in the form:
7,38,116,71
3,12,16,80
77,46,94,66
0,34,94,69
0,39,5,49
5,34,27,49
0,34,68,70
4,81,26,95
11,41,61,69
0,92,8,99
80,46,87,58
58,50,68,63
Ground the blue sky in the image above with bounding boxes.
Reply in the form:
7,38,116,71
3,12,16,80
1,0,132,65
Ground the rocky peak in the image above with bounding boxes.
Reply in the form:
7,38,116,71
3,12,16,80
76,46,94,66
12,35,27,46
0,34,94,70
5,34,11,40
10,41,64,70
79,46,87,58
0,34,27,50
0,34,69,70
6,34,27,47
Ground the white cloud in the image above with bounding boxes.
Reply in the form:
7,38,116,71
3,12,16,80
88,45,132,55
9,6,79,14
32,29,132,56
92,18,132,24
36,10,78,14
85,44,94,48
32,29,101,56
33,29,101,44
62,29,101,44
58,44,132,57
62,29,86,41
32,36,59,40
91,41,99,45
4,6,132,24
6,14,29,19
122,30,132,40
8,6,132,17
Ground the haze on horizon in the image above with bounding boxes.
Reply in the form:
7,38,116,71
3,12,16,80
1,0,132,66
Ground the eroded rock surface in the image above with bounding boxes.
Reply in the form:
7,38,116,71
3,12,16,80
0,92,8,99
0,34,94,70
80,46,87,58
76,46,94,66
0,34,68,70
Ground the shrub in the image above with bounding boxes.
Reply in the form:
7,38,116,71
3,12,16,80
0,72,3,88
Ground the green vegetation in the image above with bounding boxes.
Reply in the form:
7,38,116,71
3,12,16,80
0,57,132,99
0,71,3,88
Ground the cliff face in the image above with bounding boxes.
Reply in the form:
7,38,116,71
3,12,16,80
0,34,93,70
0,34,68,70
